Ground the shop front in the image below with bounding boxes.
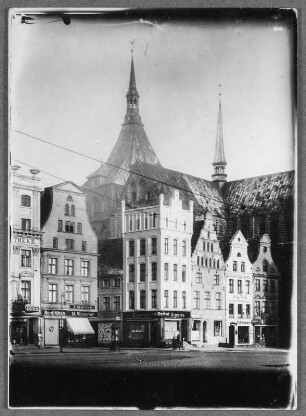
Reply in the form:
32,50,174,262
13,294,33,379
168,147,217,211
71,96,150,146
123,311,191,347
252,317,279,347
94,312,123,347
228,319,254,347
10,302,41,346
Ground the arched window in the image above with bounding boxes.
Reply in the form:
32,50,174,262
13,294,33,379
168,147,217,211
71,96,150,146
65,204,69,215
205,258,208,267
67,195,73,201
237,252,241,257
263,260,268,272
217,259,220,269
213,259,216,268
21,195,31,207
209,258,212,268
71,205,75,216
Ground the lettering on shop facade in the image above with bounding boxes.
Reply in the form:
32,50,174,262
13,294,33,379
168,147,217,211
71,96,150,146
69,304,95,310
124,311,191,319
13,236,39,246
42,309,98,317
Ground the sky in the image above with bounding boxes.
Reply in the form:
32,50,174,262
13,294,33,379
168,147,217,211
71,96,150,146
9,10,295,189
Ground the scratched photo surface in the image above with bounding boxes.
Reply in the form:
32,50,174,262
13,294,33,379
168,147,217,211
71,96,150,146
9,9,296,409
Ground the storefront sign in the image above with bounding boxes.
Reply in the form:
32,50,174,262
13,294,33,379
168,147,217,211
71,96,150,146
13,236,39,246
25,305,40,313
69,304,95,310
237,320,251,325
231,294,249,301
124,311,191,319
42,309,98,317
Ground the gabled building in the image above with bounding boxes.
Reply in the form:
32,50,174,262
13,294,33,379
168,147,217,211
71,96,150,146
121,190,193,347
225,230,254,346
9,166,43,346
252,234,281,347
40,182,98,347
190,212,226,346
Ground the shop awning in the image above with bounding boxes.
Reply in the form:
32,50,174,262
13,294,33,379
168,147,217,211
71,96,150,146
66,317,94,335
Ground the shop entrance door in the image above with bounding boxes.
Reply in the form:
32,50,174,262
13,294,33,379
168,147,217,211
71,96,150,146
149,321,157,346
238,326,249,344
29,319,34,344
229,325,235,347
203,321,207,343
181,320,188,341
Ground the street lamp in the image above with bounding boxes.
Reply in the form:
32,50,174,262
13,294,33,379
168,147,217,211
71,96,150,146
60,293,65,353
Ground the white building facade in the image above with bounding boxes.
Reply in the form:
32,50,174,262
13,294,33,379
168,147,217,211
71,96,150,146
122,191,193,347
225,230,254,346
10,166,43,346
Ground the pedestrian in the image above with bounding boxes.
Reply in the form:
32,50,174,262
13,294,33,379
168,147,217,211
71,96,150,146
177,334,181,350
172,336,176,350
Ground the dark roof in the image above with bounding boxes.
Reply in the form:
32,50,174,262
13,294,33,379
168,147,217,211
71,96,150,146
191,220,204,254
222,170,294,216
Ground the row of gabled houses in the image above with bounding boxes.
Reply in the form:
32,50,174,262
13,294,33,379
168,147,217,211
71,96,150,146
10,166,281,349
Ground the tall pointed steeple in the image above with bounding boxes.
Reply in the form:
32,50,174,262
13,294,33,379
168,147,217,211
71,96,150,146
125,55,142,125
212,86,227,188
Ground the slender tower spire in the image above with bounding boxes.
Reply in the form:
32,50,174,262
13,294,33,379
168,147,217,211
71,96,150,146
124,53,142,125
212,85,227,188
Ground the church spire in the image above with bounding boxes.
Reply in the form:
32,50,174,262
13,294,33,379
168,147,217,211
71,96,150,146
212,86,227,188
125,55,142,125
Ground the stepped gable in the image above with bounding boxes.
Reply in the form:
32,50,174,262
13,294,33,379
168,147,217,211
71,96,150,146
222,170,294,217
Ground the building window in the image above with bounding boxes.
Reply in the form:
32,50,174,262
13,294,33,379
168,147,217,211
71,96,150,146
263,260,268,272
246,304,250,318
173,264,178,281
140,239,146,256
151,237,157,255
246,280,250,294
238,280,242,294
182,265,186,282
262,301,268,314
205,258,208,267
151,262,157,281
152,212,156,228
65,221,74,233
214,321,222,337
217,259,220,268
136,216,140,230
140,290,146,309
21,281,31,302
269,301,275,316
207,242,210,252
229,279,234,293
113,296,120,311
21,218,31,231
113,278,120,288
164,290,169,308
81,260,90,277
82,241,87,252
70,205,75,216
81,286,90,304
215,292,221,310
255,301,260,316
270,280,276,293
21,195,31,207
102,279,110,288
65,285,74,303
129,240,134,257
233,261,237,271
77,223,82,234
255,279,260,292
129,264,135,282
229,303,234,318
173,239,177,255
209,258,212,268
263,279,268,292
65,204,69,215
173,291,177,308
164,263,169,281
182,240,187,256
238,304,243,318
21,249,31,267
193,291,200,309
140,263,146,282
201,257,204,266
164,238,169,254
58,220,63,232
214,274,219,285
182,291,186,309
103,297,110,311
151,290,157,308
53,237,58,249
196,272,202,283
65,239,75,251
48,284,57,303
144,214,148,229
65,259,74,275
197,256,200,266
48,258,57,274
205,292,211,309
129,217,133,231
241,262,245,272
211,243,213,252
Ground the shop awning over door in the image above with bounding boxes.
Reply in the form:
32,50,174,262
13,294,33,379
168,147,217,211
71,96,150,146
66,317,94,335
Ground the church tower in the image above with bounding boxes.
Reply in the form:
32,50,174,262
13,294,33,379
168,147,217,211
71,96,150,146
125,56,142,125
212,89,227,188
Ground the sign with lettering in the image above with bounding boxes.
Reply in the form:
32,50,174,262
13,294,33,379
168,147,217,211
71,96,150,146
42,309,98,318
124,311,191,320
230,294,249,301
237,320,251,325
69,304,95,310
13,236,39,246
25,305,40,313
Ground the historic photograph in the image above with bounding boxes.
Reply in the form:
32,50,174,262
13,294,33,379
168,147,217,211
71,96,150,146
8,8,296,409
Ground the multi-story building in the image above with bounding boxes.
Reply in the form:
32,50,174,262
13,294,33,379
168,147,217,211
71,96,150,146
122,190,193,347
252,234,281,347
190,212,226,346
40,181,98,347
96,267,123,346
9,166,43,346
225,230,254,346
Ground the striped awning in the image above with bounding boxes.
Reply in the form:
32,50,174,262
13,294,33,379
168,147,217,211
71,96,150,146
66,317,94,335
